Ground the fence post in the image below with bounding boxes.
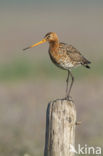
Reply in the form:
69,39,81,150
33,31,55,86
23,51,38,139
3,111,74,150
44,99,76,156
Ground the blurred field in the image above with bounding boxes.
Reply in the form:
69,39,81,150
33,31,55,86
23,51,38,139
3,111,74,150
0,78,103,156
0,0,103,156
0,56,103,82
0,57,103,156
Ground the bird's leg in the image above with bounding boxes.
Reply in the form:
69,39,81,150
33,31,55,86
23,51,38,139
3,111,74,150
66,71,74,100
66,71,70,96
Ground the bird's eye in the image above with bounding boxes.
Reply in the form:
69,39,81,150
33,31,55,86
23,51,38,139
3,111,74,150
47,35,50,39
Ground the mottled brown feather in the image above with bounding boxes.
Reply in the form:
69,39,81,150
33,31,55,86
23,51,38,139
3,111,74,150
49,41,91,70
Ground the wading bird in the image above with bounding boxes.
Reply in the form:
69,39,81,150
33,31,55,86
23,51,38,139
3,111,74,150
23,32,91,100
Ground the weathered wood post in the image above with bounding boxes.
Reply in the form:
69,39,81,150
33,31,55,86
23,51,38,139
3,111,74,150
44,99,76,156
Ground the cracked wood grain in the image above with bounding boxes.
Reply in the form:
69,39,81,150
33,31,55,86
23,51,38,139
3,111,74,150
44,99,76,156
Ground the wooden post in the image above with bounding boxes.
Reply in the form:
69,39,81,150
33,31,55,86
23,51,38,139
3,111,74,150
44,99,76,156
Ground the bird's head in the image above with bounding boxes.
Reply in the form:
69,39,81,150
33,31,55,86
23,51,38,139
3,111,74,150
44,32,58,42
23,32,59,51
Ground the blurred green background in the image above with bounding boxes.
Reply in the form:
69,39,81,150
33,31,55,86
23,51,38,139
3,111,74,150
0,0,103,156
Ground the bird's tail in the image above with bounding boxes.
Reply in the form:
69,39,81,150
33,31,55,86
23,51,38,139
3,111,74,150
81,57,91,69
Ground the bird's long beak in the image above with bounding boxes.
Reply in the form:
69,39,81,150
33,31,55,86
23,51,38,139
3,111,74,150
23,38,47,51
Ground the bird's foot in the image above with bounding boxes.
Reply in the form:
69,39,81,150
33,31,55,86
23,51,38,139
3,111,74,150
65,95,73,101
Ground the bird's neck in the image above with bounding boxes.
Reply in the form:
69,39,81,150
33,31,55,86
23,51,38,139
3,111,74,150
49,40,59,51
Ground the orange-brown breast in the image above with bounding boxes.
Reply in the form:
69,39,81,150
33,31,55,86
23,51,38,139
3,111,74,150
49,43,65,62
49,42,73,69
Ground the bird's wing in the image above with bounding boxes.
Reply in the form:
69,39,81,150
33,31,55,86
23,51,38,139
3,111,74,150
66,44,84,63
59,43,90,66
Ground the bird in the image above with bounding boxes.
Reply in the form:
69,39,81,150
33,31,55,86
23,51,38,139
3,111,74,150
23,32,91,100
